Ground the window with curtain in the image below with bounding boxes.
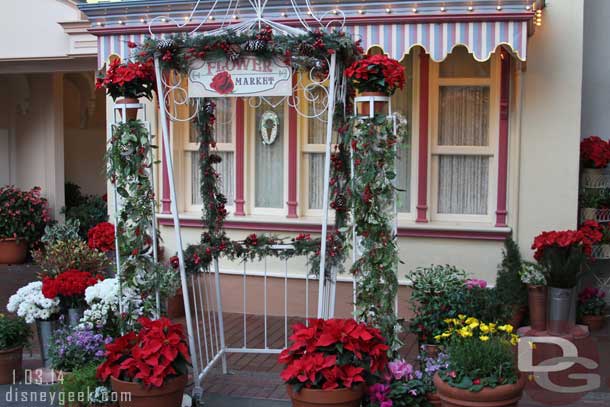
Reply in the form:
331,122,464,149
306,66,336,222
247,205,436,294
187,99,235,209
254,97,285,209
432,47,495,219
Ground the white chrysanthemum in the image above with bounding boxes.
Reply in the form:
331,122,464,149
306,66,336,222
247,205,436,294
6,281,60,323
80,278,143,330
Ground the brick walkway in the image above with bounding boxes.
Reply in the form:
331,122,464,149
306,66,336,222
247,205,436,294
2,264,610,406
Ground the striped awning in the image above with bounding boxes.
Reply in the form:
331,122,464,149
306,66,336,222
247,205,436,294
97,20,528,66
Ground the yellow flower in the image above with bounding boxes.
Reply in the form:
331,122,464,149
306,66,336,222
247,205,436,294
479,323,490,333
511,335,520,346
488,323,497,333
465,317,478,325
458,327,473,338
441,332,451,338
469,321,479,330
458,314,466,320
434,335,442,341
480,335,490,342
498,324,513,333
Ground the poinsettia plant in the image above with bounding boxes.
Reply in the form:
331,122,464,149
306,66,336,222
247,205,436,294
87,222,115,253
97,317,190,387
96,59,156,101
279,319,389,392
0,185,50,244
580,136,610,169
42,269,104,308
577,287,607,317
346,54,406,96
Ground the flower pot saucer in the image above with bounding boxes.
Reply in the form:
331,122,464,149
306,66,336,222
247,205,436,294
517,324,589,340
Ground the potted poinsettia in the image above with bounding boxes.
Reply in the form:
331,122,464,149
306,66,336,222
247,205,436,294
580,136,610,182
97,317,190,407
279,318,388,407
96,59,156,120
346,54,405,116
433,316,524,407
41,269,104,327
577,287,607,331
0,186,50,264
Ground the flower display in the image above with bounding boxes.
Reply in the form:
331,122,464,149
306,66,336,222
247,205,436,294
346,54,406,96
87,222,115,253
80,278,143,336
370,359,428,407
279,319,388,391
48,325,112,372
577,287,607,317
42,270,104,308
97,317,191,387
96,59,156,101
435,316,519,392
7,281,60,323
420,351,450,394
580,136,610,169
0,185,50,244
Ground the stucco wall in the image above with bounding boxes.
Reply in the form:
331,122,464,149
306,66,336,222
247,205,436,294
516,0,583,257
581,0,610,139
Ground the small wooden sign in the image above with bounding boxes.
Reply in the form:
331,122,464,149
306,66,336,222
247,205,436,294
188,56,292,98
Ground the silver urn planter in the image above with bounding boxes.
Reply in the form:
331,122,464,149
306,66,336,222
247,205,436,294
36,319,58,368
548,287,576,334
66,307,84,328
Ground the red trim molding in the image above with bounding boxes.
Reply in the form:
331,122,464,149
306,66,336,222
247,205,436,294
158,217,510,241
495,50,511,227
161,115,171,214
416,54,430,223
287,80,299,218
234,99,246,216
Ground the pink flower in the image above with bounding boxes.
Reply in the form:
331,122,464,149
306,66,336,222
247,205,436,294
387,359,413,380
465,279,487,289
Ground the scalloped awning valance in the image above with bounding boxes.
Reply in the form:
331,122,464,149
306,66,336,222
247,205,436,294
97,20,528,67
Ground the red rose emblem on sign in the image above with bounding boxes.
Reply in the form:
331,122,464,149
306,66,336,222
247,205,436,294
210,71,235,95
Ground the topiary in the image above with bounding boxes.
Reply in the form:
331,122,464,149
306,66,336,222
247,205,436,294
496,238,527,307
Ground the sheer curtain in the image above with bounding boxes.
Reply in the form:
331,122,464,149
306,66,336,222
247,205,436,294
437,86,490,215
306,88,329,211
191,151,235,206
255,97,285,208
392,56,412,213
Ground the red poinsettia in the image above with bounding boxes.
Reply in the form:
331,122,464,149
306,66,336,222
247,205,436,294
97,317,191,387
96,59,156,101
279,318,388,391
345,54,406,96
580,136,610,169
87,222,115,253
42,269,104,307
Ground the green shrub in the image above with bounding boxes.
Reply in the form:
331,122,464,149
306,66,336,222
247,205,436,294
63,195,108,239
55,363,111,406
32,240,110,277
0,314,31,350
495,238,527,307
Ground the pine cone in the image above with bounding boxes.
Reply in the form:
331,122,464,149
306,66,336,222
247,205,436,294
226,44,241,61
334,194,347,211
244,39,265,52
156,38,177,52
298,42,315,57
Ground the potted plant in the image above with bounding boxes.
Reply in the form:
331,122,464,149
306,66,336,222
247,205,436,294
54,363,112,407
532,228,598,334
346,54,405,116
97,317,190,407
0,186,50,264
279,318,388,407
519,262,547,332
368,359,429,407
32,239,110,277
577,287,607,331
0,314,30,384
87,222,116,254
48,325,111,375
420,351,450,407
580,136,610,182
96,59,156,120
496,239,528,329
407,265,467,357
7,281,61,367
433,317,525,407
42,269,104,327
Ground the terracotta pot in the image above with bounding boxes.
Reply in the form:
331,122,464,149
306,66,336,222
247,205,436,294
166,288,185,319
433,373,526,407
422,344,441,358
0,238,28,265
528,285,547,331
0,346,22,384
115,97,140,121
581,314,605,331
110,375,187,407
508,305,526,329
357,91,389,116
426,392,442,407
286,384,363,407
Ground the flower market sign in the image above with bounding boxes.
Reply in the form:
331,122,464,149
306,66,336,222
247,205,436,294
188,55,292,97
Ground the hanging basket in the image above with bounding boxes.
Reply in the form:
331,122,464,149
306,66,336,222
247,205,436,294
355,92,389,117
115,97,141,121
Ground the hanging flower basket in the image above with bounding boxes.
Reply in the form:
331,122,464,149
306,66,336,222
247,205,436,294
355,92,390,116
115,97,141,121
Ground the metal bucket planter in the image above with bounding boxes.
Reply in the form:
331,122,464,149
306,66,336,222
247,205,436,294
67,308,84,328
548,287,576,334
36,319,58,368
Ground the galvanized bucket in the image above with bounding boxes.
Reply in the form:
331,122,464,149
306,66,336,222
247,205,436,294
548,287,576,334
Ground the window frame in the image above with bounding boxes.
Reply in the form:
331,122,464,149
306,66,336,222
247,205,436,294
428,53,500,224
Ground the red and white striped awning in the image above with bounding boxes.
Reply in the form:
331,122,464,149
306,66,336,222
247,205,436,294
97,20,528,66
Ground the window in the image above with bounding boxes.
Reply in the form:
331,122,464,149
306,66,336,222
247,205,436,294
186,99,235,211
430,47,499,222
251,97,287,212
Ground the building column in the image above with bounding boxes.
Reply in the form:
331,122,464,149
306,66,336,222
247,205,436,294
416,54,430,223
234,98,246,216
495,50,511,227
286,89,298,218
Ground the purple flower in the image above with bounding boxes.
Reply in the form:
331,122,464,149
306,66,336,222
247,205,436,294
465,279,487,289
369,383,391,404
388,359,413,380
